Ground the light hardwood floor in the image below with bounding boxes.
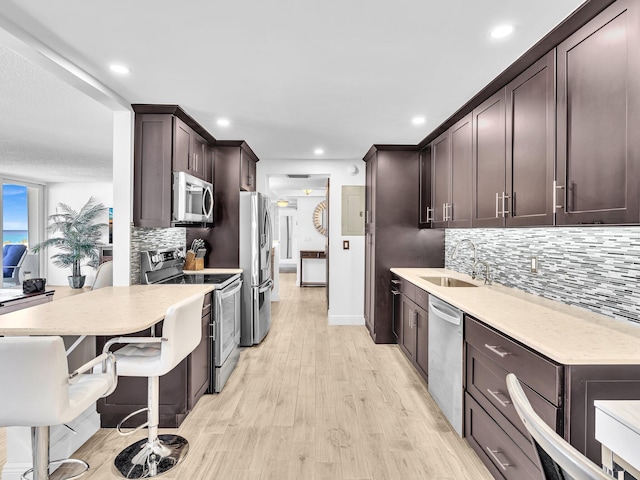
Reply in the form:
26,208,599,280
0,273,492,479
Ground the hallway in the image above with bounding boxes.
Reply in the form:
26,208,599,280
1,273,491,479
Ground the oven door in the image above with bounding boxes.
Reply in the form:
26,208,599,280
214,279,243,366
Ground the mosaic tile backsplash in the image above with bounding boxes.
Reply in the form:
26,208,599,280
130,226,186,284
445,228,640,324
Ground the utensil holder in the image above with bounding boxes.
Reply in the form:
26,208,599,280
184,251,204,271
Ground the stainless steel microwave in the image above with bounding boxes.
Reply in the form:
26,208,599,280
172,171,214,224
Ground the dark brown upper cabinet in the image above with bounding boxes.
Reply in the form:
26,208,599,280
240,148,258,192
132,105,216,228
505,51,556,227
133,113,174,228
431,131,450,228
472,91,506,228
432,115,473,229
418,145,433,228
556,0,640,225
449,115,473,228
173,117,209,181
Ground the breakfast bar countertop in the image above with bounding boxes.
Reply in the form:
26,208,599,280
391,267,640,366
0,284,215,336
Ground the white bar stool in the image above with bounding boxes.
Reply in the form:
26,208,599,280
0,336,117,480
103,292,204,479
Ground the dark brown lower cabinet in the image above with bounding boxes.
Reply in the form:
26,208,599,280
465,393,540,480
97,292,211,428
464,315,640,478
396,279,428,383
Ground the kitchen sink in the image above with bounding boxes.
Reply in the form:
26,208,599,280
419,276,477,287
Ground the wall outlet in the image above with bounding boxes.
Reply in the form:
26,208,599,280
530,255,538,273
343,240,350,250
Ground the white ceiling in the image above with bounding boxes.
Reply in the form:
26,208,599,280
0,0,586,184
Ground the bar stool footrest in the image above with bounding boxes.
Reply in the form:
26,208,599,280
22,458,89,480
114,434,189,478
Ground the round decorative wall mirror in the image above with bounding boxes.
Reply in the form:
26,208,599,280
313,201,328,236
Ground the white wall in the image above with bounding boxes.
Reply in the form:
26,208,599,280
45,183,113,286
257,158,365,325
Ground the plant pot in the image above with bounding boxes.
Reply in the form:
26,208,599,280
68,275,86,289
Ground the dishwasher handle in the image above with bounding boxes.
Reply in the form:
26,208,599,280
429,298,462,326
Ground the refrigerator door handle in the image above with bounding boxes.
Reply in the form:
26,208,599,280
258,279,274,293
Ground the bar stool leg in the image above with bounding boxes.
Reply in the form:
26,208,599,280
114,377,189,479
32,426,49,480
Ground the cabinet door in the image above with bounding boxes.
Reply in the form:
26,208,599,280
192,134,207,180
556,0,640,225
240,151,256,191
473,91,506,227
431,131,450,228
449,114,473,228
364,159,375,337
205,145,214,183
506,51,555,227
133,114,173,228
400,296,416,360
173,117,192,173
415,304,428,381
188,311,211,408
418,146,432,228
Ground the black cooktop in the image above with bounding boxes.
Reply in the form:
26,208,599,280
158,273,240,288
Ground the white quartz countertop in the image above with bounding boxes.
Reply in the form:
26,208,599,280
391,268,640,365
183,268,243,275
0,284,214,336
595,400,640,436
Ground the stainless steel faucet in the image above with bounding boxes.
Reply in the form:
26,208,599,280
450,239,492,284
450,239,477,265
474,260,492,285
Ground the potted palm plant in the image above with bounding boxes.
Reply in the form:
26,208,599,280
33,197,108,288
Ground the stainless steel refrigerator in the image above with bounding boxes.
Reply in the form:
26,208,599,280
239,192,273,346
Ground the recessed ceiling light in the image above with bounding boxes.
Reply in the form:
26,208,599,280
217,118,230,127
490,25,515,39
109,64,130,74
314,148,324,155
412,116,426,126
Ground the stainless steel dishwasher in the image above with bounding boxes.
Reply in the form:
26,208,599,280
428,295,464,436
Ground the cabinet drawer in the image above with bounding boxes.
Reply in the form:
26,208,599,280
465,316,562,405
401,281,416,302
414,287,429,311
465,393,540,480
466,344,561,436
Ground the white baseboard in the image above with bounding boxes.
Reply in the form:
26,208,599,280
328,314,365,326
2,406,100,480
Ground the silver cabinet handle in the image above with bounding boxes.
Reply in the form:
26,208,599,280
502,192,510,217
411,310,418,328
487,389,511,408
426,206,434,222
553,180,565,210
484,344,511,358
391,289,401,296
442,203,447,221
496,192,500,218
391,279,401,285
486,448,511,471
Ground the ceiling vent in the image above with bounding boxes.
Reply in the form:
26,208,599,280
287,174,309,179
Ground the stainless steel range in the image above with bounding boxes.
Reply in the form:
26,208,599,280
141,247,242,393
